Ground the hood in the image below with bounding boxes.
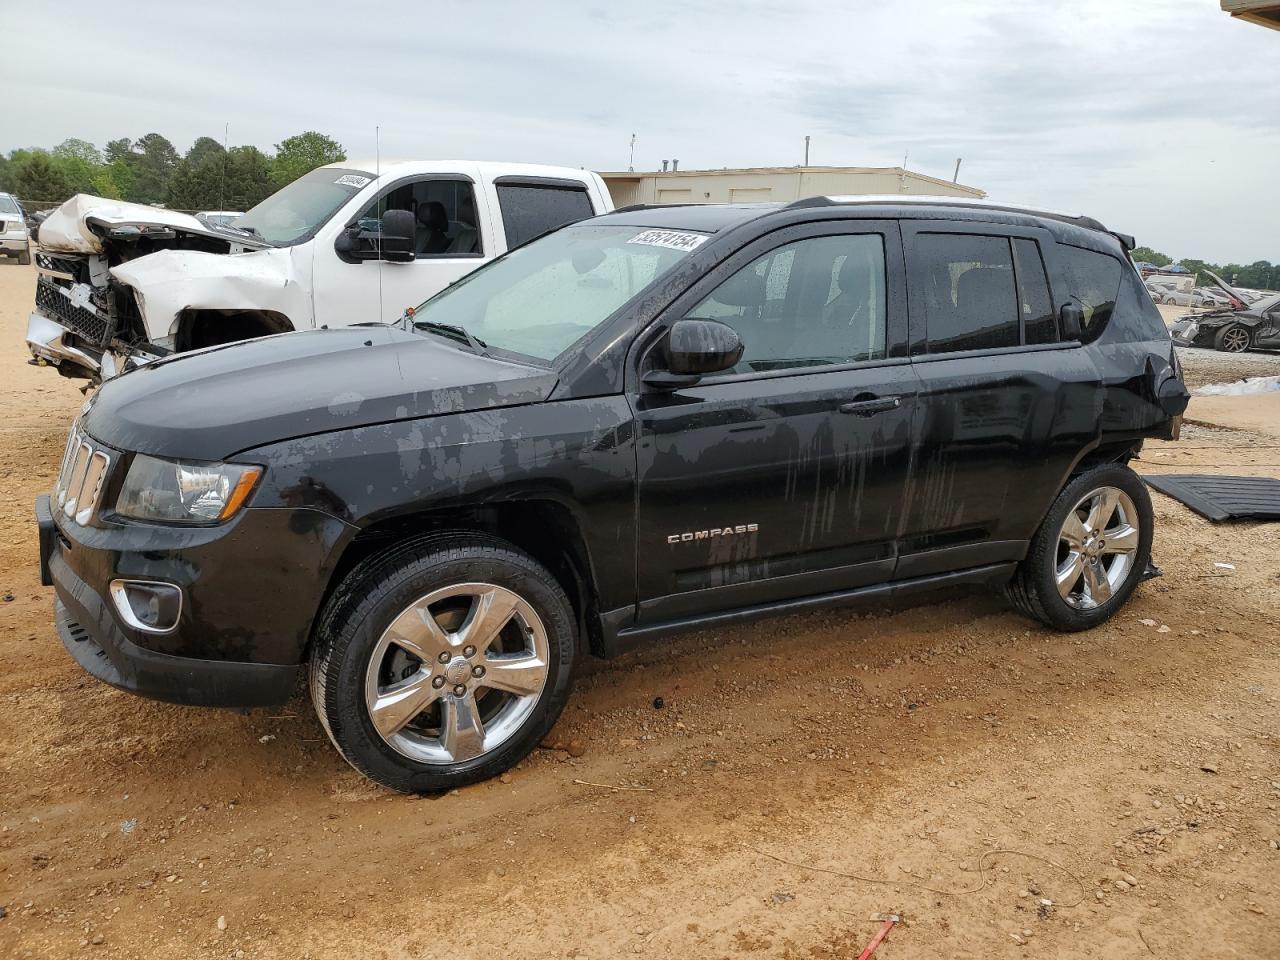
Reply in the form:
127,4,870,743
84,326,558,460
37,194,270,255
1203,270,1249,311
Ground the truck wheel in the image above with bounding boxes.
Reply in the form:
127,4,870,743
1005,464,1153,632
310,532,576,793
1213,324,1251,353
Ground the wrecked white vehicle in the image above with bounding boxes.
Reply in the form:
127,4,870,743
26,161,614,381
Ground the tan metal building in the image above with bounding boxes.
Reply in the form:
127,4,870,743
599,165,985,208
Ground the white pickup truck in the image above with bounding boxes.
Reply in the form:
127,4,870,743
26,160,614,381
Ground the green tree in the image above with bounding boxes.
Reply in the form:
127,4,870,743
14,153,73,204
129,133,179,203
225,146,275,209
187,136,225,165
1130,246,1170,267
0,153,13,193
271,131,345,187
51,138,103,165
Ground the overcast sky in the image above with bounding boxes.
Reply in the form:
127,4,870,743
7,0,1278,263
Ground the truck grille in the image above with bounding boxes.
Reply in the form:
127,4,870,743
35,276,112,346
55,422,113,526
35,251,87,283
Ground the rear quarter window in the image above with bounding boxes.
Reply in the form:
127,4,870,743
1057,245,1123,343
496,184,596,249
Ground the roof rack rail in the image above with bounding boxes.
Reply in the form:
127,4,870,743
611,202,702,214
783,196,835,210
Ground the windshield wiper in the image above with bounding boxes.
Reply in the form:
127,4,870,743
414,320,487,353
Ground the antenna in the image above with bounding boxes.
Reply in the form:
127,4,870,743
218,122,228,213
804,135,810,166
952,157,962,183
375,125,383,324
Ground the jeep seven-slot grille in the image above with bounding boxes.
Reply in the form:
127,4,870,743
35,276,112,346
55,422,112,526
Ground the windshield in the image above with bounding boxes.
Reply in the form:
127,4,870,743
410,224,705,361
0,195,21,216
233,167,373,246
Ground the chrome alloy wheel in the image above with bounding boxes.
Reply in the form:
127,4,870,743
364,583,550,764
1055,486,1140,611
1220,326,1251,353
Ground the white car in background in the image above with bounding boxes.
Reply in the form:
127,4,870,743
0,192,32,265
26,161,614,381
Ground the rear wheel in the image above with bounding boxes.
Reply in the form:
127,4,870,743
1006,464,1153,631
1213,323,1251,353
310,533,576,793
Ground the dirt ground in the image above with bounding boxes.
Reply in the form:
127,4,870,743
1,262,1276,960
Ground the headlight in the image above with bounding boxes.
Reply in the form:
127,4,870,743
115,454,262,523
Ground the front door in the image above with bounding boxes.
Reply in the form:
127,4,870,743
312,175,488,328
632,221,919,625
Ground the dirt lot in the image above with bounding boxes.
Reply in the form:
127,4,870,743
1,262,1277,960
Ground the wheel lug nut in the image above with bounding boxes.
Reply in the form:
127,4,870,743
431,676,445,689
472,665,485,678
438,652,450,664
463,645,476,657
452,684,466,697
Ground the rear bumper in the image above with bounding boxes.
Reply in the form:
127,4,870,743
37,494,326,709
1,238,28,254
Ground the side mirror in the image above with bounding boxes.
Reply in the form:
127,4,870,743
643,318,743,389
379,209,416,263
333,209,417,262
1060,302,1085,341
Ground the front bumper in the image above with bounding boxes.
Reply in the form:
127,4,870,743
26,311,102,376
36,493,352,709
1,237,28,254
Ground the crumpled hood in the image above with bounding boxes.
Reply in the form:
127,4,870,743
109,246,308,339
84,326,558,460
37,194,269,254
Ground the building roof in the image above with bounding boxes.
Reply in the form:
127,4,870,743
1221,0,1280,29
599,165,984,197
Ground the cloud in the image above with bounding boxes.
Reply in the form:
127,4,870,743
5,0,1277,262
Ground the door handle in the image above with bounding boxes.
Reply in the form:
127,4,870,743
838,394,901,416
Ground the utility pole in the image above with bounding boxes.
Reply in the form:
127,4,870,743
952,157,962,183
628,133,636,172
803,135,810,166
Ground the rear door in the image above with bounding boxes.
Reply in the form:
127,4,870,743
631,219,919,624
898,221,1101,578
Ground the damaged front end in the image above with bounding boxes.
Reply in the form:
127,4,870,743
26,195,269,382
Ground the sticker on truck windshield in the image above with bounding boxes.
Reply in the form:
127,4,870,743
627,229,709,252
334,174,372,188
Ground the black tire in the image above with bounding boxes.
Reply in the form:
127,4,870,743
310,532,576,793
1005,464,1153,632
1213,323,1251,354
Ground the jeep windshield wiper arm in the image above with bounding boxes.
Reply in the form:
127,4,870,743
414,320,487,353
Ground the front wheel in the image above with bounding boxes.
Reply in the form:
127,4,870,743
1214,324,1251,353
310,533,577,793
1006,464,1153,631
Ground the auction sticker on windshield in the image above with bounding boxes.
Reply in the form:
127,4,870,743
334,174,372,188
627,229,709,252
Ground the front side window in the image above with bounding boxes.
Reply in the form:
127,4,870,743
234,166,374,246
496,183,596,249
410,224,697,361
1057,245,1123,342
916,233,1019,354
355,179,482,257
687,234,887,376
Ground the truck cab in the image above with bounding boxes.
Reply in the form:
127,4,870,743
25,160,613,381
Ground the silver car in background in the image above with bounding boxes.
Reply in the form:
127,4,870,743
0,193,31,265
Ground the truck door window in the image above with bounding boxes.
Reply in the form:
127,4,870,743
916,233,1020,354
355,179,482,257
688,233,887,376
496,184,595,248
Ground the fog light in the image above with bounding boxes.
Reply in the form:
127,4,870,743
109,580,182,634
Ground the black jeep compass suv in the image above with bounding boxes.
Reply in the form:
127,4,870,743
37,197,1190,792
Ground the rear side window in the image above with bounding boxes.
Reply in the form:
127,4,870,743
496,183,595,248
1057,245,1122,342
916,234,1019,353
1012,238,1057,344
